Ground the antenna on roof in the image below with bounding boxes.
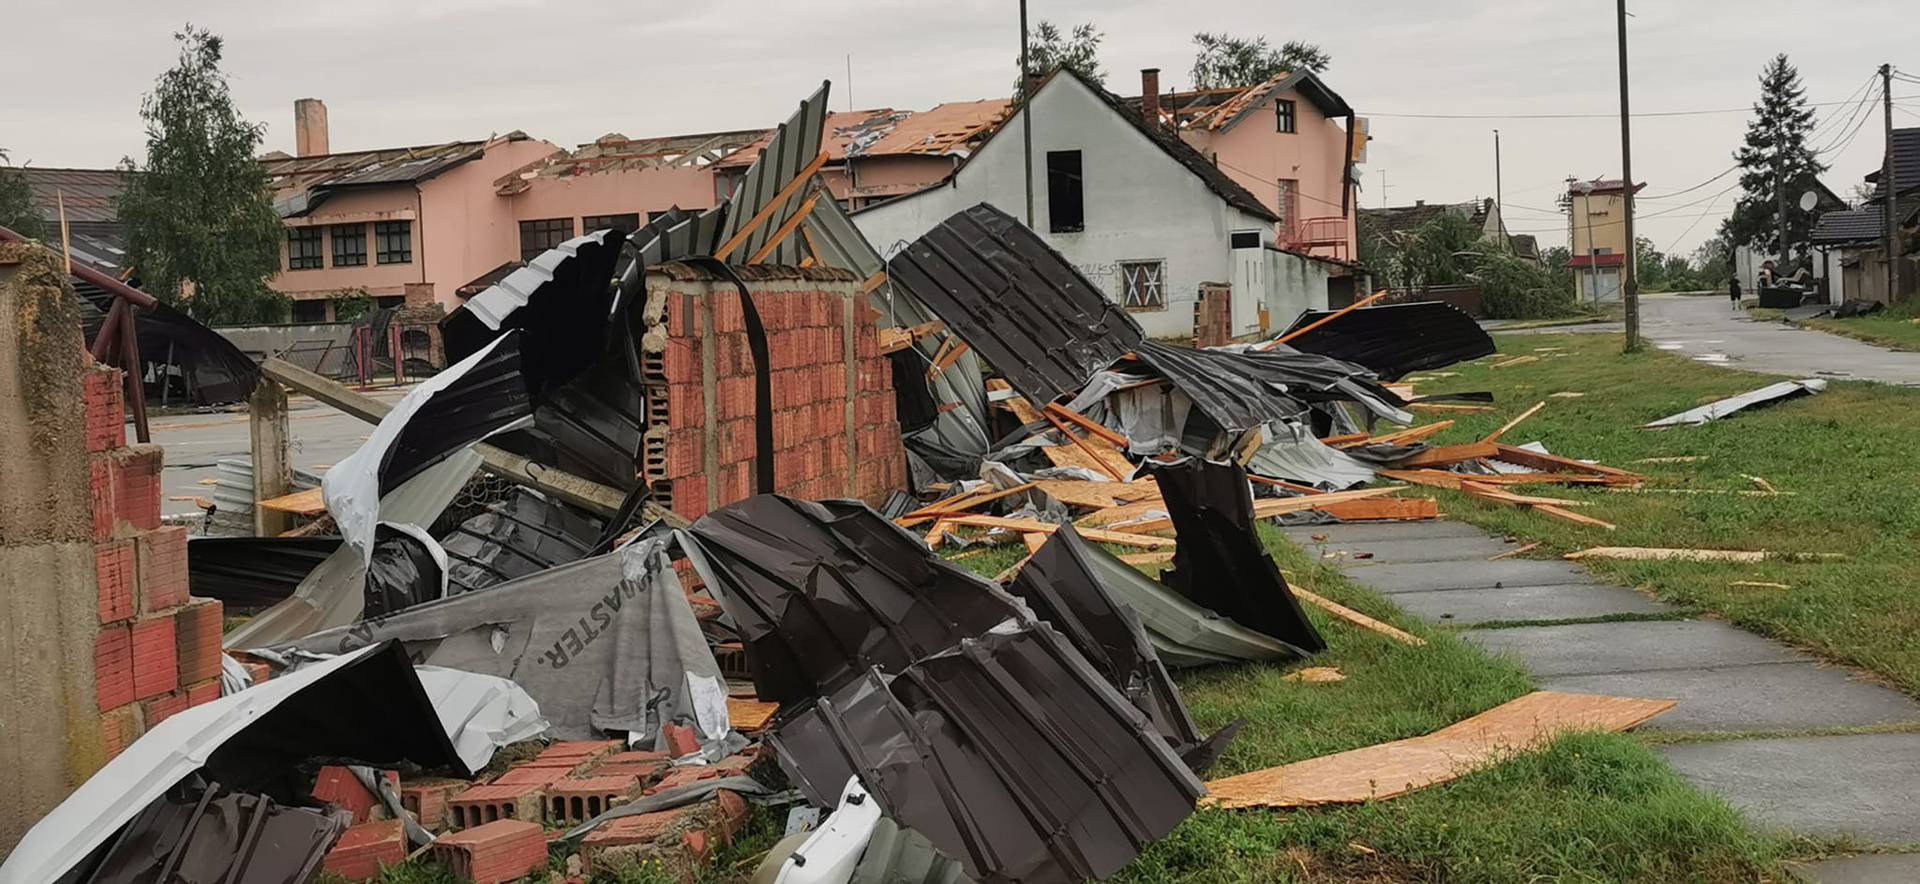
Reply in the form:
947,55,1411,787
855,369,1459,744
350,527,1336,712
846,54,854,112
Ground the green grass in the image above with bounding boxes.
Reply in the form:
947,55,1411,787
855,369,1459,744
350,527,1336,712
1416,332,1920,694
950,528,1796,882
1803,303,1920,352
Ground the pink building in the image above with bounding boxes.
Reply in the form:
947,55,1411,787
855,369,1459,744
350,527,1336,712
264,99,562,320
1125,69,1361,262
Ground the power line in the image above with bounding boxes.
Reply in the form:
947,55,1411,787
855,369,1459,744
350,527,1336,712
1357,94,1920,120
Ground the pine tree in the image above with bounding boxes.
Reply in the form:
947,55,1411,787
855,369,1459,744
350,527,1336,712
117,25,286,323
1720,54,1826,270
1190,33,1331,89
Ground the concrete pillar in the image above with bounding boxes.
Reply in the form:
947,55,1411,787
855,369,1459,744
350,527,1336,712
0,242,104,853
250,379,292,535
294,98,329,157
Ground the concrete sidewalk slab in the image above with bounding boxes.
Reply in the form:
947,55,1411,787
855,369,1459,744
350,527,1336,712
1394,583,1670,626
1342,559,1594,594
1792,854,1920,883
1660,733,1920,842
1315,535,1518,565
1544,662,1920,732
1280,521,1488,544
1461,619,1803,677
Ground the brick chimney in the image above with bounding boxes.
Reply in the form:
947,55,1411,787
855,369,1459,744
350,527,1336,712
1141,68,1161,125
294,98,329,157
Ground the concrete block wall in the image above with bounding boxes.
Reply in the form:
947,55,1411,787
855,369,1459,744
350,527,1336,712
641,264,907,521
85,366,227,759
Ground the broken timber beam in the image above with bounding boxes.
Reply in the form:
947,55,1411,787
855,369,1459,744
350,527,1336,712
1392,441,1498,469
1492,443,1643,482
258,357,656,523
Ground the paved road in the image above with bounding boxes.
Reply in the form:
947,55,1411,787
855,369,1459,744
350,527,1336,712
148,387,411,519
1286,521,1920,881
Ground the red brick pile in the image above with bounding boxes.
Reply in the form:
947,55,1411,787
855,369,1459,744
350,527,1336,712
646,266,907,521
86,366,226,759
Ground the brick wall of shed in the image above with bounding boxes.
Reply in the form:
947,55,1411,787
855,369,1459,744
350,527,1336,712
639,264,906,521
0,242,225,854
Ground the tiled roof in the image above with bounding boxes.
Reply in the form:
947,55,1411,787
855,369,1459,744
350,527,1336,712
1812,193,1920,246
1119,71,1354,132
1863,127,1920,200
1358,200,1488,244
1566,253,1627,268
497,129,763,190
714,99,1013,170
261,133,531,196
15,167,129,223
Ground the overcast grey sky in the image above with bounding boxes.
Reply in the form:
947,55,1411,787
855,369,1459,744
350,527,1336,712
3,0,1915,255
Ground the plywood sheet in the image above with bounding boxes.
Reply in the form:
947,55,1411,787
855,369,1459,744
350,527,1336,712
257,486,327,515
1203,691,1675,809
726,697,780,731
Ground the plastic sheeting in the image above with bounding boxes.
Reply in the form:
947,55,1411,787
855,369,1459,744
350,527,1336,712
270,535,733,747
768,624,1204,884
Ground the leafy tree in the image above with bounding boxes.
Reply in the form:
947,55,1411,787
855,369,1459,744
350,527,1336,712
1365,213,1486,293
0,149,41,238
1541,245,1575,295
1189,32,1331,89
1018,21,1104,96
1720,55,1827,272
117,25,285,324
1634,235,1668,290
1476,250,1576,319
1692,233,1734,279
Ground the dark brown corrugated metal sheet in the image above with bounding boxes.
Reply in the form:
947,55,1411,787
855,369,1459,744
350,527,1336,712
886,202,1143,404
1278,301,1497,381
1126,339,1411,433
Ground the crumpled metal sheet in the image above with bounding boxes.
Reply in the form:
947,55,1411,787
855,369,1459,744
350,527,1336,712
411,666,551,772
268,535,731,746
1643,378,1827,428
768,624,1204,884
1243,419,1378,490
186,536,342,611
441,488,602,596
685,495,1020,705
1146,458,1327,656
0,642,465,884
440,229,626,372
1129,340,1413,434
1278,301,1497,381
1009,527,1238,771
76,787,350,884
885,203,1144,405
758,776,971,884
225,450,481,649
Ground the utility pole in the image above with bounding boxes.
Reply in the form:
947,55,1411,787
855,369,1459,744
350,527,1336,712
1493,129,1505,251
1776,126,1788,274
1884,63,1900,301
1616,0,1639,351
1019,0,1035,229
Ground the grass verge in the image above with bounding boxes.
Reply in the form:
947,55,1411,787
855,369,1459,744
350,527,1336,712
1406,332,1920,695
1803,304,1920,352
950,530,1795,882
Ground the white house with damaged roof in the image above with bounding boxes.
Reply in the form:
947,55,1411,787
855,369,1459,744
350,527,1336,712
853,67,1363,341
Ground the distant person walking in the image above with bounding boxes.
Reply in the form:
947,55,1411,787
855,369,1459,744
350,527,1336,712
1729,275,1742,310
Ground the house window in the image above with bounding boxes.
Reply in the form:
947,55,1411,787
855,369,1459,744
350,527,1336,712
375,295,405,311
1046,150,1084,233
287,227,323,270
519,218,574,261
1277,179,1299,228
1230,230,1262,249
582,213,640,234
374,221,412,264
330,223,366,267
1119,260,1166,310
1276,99,1297,134
290,299,328,323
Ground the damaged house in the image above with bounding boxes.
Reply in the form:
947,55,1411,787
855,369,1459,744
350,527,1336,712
854,66,1365,341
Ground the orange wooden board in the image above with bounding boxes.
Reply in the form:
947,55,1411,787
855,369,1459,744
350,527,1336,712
257,486,327,515
726,697,780,731
1203,691,1675,809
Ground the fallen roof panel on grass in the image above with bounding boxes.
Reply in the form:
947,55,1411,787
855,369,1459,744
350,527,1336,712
1278,301,1497,381
1643,379,1827,428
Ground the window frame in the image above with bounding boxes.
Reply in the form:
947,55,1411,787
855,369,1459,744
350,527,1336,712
1118,259,1167,312
374,220,413,265
1276,99,1298,134
286,226,324,271
330,223,367,267
518,217,575,261
581,213,640,234
1046,149,1085,233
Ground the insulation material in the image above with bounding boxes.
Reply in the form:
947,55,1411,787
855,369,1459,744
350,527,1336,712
768,625,1203,884
271,536,732,746
1203,691,1675,809
1642,379,1827,428
684,495,1021,704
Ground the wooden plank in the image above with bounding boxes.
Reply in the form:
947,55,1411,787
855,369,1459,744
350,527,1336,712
726,697,780,732
1392,441,1498,469
1246,474,1327,495
904,482,1037,520
713,151,829,260
925,340,972,380
256,486,327,515
1531,504,1616,530
1290,587,1426,646
1457,481,1592,508
922,519,957,548
1281,667,1346,683
1077,498,1170,529
1313,497,1439,522
1117,551,1176,567
937,514,1177,548
1202,691,1675,809
1263,289,1389,349
1493,354,1541,368
1041,409,1130,481
1492,444,1643,482
1030,480,1143,509
1319,432,1371,447
1482,401,1547,444
861,271,889,294
1022,532,1049,554
1340,420,1454,449
1489,541,1541,560
1410,403,1495,413
1045,403,1130,447
1116,487,1407,535
1565,547,1843,563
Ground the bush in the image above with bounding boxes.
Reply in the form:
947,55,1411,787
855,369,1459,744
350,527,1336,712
1476,251,1580,319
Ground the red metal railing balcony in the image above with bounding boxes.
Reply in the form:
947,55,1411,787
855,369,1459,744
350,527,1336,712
1279,216,1353,261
